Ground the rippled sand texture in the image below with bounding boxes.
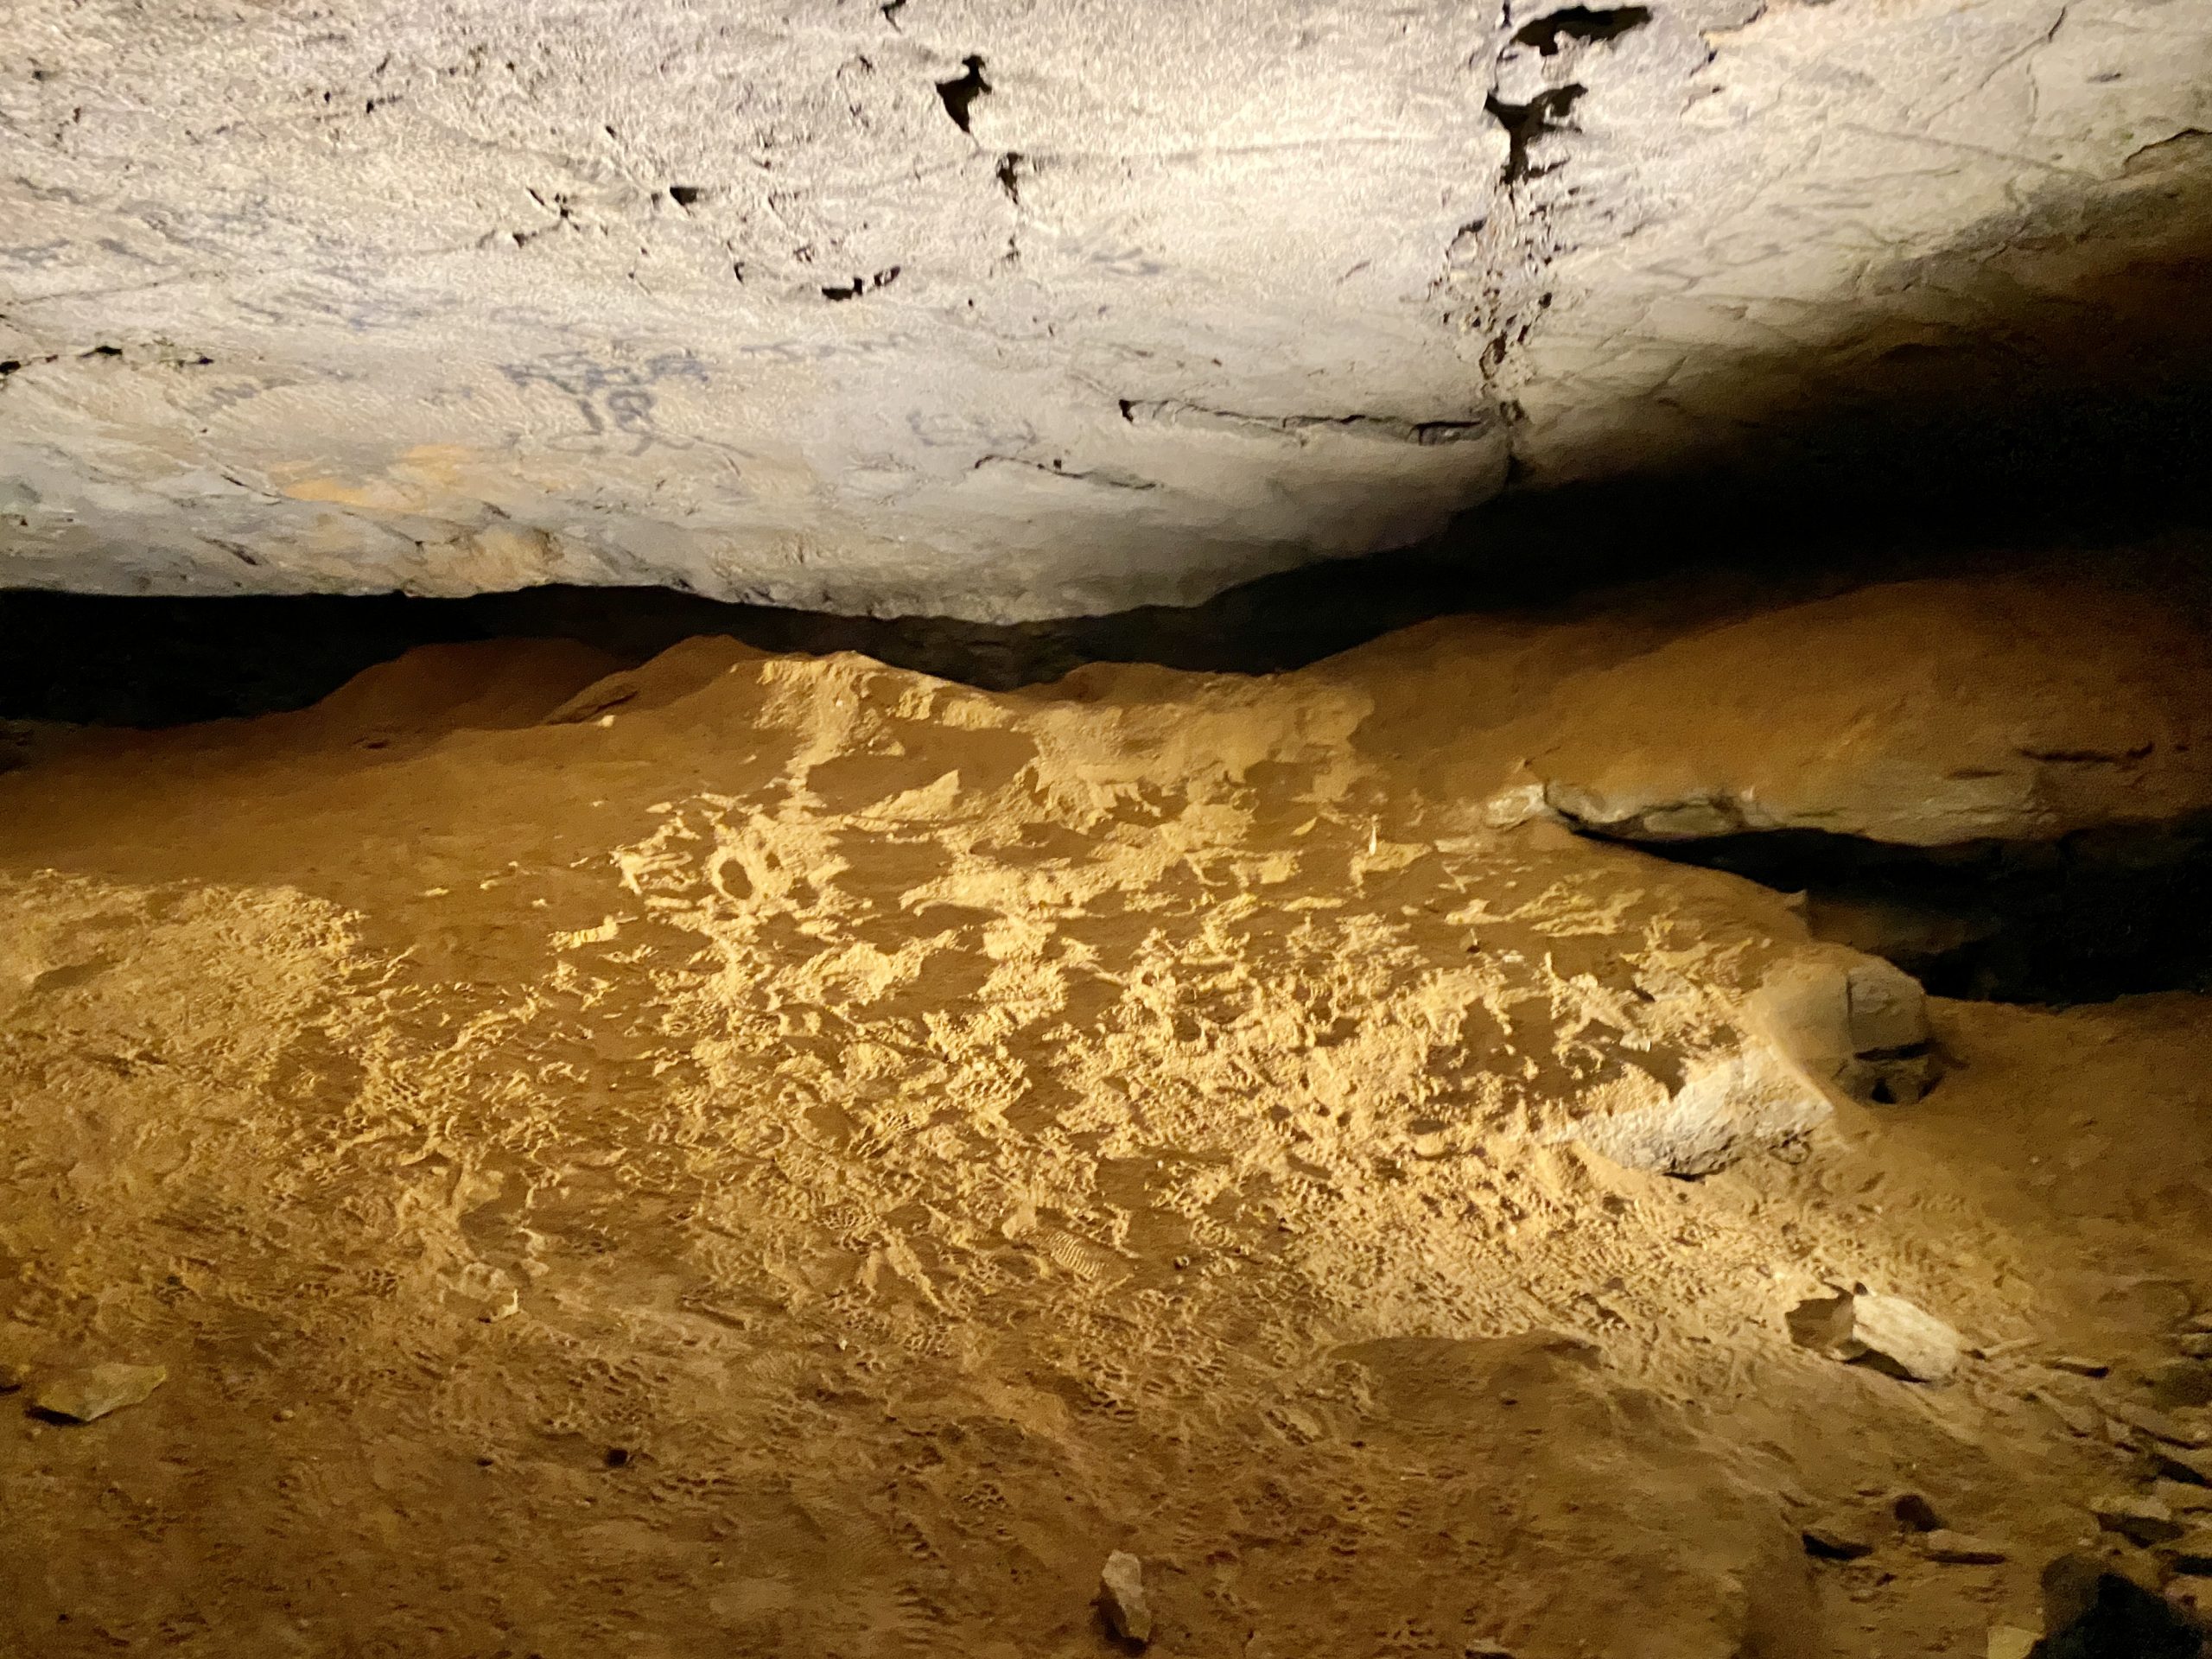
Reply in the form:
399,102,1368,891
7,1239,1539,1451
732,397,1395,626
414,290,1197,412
4,574,2210,1656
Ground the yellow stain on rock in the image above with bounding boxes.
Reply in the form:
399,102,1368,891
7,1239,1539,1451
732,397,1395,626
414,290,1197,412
276,447,501,517
280,474,429,512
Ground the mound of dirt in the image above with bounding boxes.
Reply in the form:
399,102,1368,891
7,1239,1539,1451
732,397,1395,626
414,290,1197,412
2,567,2209,1656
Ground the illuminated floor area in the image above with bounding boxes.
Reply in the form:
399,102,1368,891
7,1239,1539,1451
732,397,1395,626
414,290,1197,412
3,564,2212,1656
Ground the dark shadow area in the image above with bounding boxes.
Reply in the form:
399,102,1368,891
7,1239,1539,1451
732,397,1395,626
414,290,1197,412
3,515,2208,728
1616,821,2212,1006
0,521,2159,728
2034,1554,2206,1659
1496,130,2212,539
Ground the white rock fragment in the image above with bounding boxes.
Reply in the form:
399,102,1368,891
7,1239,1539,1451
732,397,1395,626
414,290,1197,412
31,1362,167,1423
1484,781,1559,830
1986,1625,2039,1659
1789,1289,1961,1383
1567,1041,1833,1178
1100,1550,1152,1646
1752,950,1933,1105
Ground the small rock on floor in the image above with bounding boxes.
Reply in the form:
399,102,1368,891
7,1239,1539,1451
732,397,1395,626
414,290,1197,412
1789,1289,1961,1383
1921,1530,2008,1565
2049,1356,2112,1378
1100,1550,1152,1646
29,1362,167,1423
2093,1494,2185,1547
1986,1626,2038,1659
2113,1402,2212,1448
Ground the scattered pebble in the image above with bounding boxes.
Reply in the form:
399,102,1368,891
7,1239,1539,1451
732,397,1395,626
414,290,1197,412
29,1362,167,1423
1100,1550,1152,1646
1789,1289,1961,1383
2092,1493,2185,1547
1920,1530,2008,1566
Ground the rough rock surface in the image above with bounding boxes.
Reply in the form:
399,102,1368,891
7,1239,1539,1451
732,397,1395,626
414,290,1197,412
3,2,2209,614
29,1361,168,1423
1098,1551,1152,1645
1500,578,2212,847
1555,1036,1834,1178
1789,1289,1964,1383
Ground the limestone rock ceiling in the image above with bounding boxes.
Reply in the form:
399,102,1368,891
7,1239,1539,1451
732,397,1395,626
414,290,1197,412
0,0,2207,619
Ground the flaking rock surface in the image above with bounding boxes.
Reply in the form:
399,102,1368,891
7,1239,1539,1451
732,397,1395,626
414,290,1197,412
3,0,2209,614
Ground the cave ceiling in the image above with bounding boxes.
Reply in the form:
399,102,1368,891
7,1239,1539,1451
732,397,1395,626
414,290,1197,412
1,0,2208,619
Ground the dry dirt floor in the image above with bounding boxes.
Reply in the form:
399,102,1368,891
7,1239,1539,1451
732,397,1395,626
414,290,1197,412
3,568,2211,1658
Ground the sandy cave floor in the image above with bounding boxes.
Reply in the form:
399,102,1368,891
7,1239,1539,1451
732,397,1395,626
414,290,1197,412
2,572,2211,1657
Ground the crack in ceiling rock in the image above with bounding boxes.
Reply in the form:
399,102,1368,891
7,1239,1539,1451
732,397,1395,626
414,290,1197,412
0,0,2207,617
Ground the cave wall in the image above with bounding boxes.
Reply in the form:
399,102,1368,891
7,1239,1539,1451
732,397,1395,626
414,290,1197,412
2,0,2209,620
